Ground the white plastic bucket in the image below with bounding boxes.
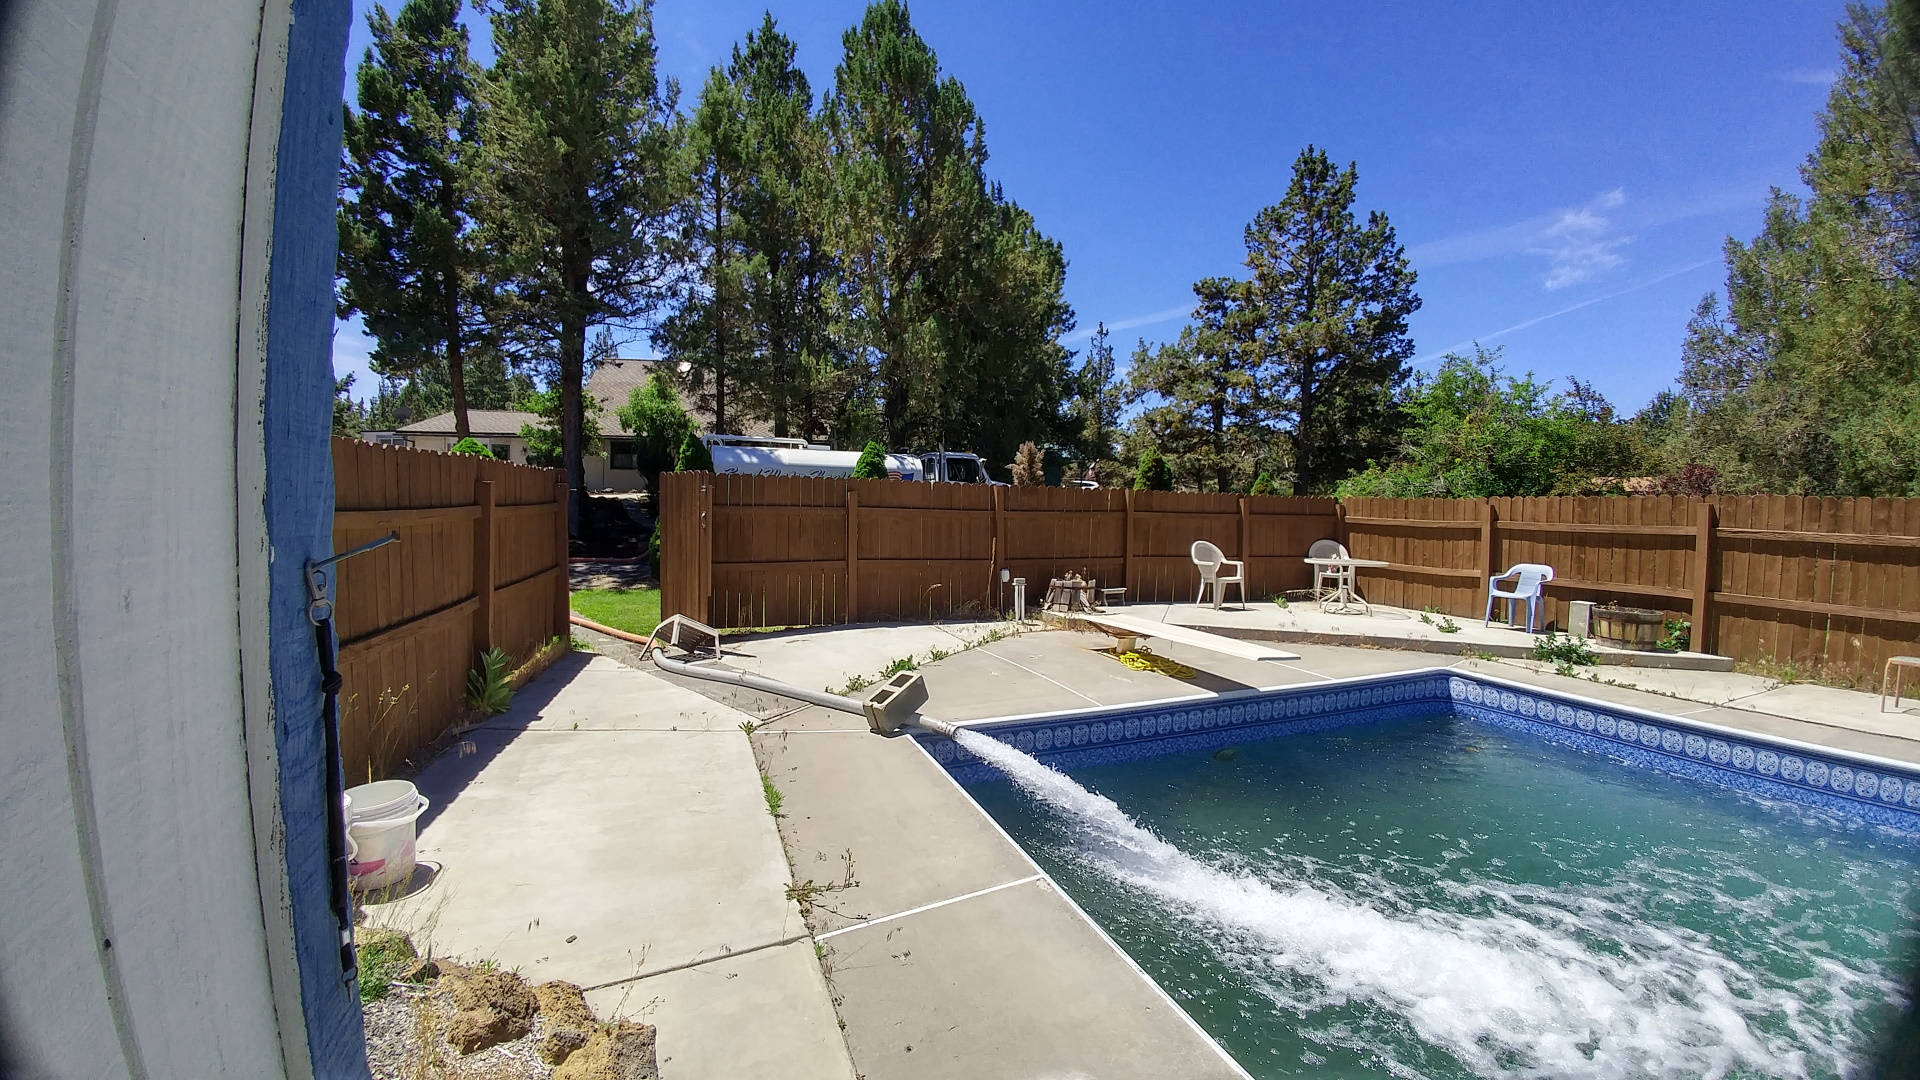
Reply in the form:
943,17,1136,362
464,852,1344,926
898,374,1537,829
345,781,429,892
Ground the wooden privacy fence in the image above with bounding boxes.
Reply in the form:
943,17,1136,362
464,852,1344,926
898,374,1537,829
331,438,569,781
662,477,1920,686
1342,495,1920,685
658,471,1338,627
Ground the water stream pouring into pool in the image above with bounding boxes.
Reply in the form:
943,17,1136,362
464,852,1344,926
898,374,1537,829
950,727,1883,1080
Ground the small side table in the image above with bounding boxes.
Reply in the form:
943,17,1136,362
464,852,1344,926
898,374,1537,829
1885,656,1920,712
1099,587,1128,608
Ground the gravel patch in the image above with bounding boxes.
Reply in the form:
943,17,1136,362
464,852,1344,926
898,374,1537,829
363,984,554,1080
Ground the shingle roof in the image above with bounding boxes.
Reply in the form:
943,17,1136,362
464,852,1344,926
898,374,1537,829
395,408,540,436
395,358,774,439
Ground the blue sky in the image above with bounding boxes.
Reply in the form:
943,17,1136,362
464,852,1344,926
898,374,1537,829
335,0,1847,412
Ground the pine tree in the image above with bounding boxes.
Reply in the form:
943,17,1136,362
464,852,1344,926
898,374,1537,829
1073,322,1123,462
477,0,683,532
852,440,889,480
731,16,839,441
1249,472,1275,496
1126,277,1266,491
1665,2,1920,495
1010,441,1045,486
656,64,754,434
826,1,989,447
1243,147,1420,492
338,0,485,438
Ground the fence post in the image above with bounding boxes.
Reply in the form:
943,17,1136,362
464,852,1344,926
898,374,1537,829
1123,487,1136,592
475,478,495,654
552,477,570,641
845,486,860,624
1480,499,1499,585
1238,496,1251,592
1691,501,1716,654
992,485,1007,596
1335,501,1348,548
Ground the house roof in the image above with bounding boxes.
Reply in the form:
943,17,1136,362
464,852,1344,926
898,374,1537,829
394,358,775,440
395,409,539,437
588,358,774,438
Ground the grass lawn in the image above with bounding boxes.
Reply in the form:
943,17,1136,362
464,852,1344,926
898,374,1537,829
569,586,662,638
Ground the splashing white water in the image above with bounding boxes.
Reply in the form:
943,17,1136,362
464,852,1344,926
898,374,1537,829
951,729,1889,1080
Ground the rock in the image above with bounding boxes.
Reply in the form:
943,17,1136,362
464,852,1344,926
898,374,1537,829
533,981,596,1031
438,965,537,1053
538,1027,591,1065
550,1021,658,1080
533,980,598,1065
399,957,440,984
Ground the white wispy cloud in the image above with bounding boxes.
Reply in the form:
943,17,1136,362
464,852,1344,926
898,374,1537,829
1063,302,1193,344
1410,187,1634,291
1410,256,1719,367
1533,187,1629,290
1781,67,1837,86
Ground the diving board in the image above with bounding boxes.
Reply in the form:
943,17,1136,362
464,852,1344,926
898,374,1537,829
1070,611,1301,662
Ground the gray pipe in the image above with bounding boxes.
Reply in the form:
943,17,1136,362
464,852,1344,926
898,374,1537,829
648,649,867,716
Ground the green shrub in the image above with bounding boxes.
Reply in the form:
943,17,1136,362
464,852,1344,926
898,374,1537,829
1658,619,1692,653
449,436,494,459
1249,472,1275,496
465,646,514,714
1134,447,1172,491
853,440,889,480
675,430,714,472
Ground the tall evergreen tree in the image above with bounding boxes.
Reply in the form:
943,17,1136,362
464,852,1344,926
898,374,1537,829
1126,278,1267,491
337,0,485,438
826,0,990,447
656,65,754,434
1665,1,1920,495
731,15,840,441
477,0,683,531
1243,146,1420,492
1072,322,1124,463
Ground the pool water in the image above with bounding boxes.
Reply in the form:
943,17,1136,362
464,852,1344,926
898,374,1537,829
960,714,1920,1079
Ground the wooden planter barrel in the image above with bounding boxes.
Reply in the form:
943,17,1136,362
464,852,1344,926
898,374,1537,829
1591,604,1664,651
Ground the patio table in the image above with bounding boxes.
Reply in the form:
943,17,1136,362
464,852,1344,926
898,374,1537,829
1301,555,1389,615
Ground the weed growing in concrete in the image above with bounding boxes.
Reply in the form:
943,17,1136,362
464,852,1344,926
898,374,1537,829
1436,615,1462,634
570,634,594,652
787,850,860,921
759,770,784,818
738,719,761,736
879,656,918,679
1533,632,1597,666
465,647,515,715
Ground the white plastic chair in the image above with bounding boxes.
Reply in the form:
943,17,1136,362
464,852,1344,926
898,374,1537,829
1485,563,1555,633
1191,540,1245,609
1308,538,1352,600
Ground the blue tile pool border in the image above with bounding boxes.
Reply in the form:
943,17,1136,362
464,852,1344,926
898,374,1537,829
917,669,1920,833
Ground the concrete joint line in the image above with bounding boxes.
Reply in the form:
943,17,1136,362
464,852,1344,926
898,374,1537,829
580,931,812,992
815,875,1046,942
979,648,1101,704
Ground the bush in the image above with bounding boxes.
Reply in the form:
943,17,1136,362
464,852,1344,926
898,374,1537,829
1010,441,1045,486
853,440,889,480
466,647,514,714
1250,472,1275,496
449,436,495,459
1134,447,1173,491
675,430,714,472
1533,632,1597,666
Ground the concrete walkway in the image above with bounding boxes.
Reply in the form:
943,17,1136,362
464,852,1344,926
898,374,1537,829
362,652,855,1080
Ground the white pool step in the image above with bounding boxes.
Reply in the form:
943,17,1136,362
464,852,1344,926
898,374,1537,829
1071,611,1301,663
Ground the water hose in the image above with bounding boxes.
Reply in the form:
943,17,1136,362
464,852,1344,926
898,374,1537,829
570,612,956,735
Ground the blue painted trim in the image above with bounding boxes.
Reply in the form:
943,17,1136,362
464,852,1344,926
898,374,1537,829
923,672,1920,834
262,1,362,1076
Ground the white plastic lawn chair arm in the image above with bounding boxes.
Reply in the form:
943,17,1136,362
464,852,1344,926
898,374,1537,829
1220,559,1245,576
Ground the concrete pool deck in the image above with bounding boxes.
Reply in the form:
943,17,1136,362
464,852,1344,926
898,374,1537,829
376,618,1920,1079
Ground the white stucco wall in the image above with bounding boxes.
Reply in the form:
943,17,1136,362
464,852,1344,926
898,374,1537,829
1,2,302,1076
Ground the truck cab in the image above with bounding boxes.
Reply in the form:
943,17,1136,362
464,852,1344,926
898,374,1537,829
914,451,1001,485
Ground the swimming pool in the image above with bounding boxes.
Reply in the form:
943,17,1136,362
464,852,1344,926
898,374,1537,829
920,671,1920,1079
